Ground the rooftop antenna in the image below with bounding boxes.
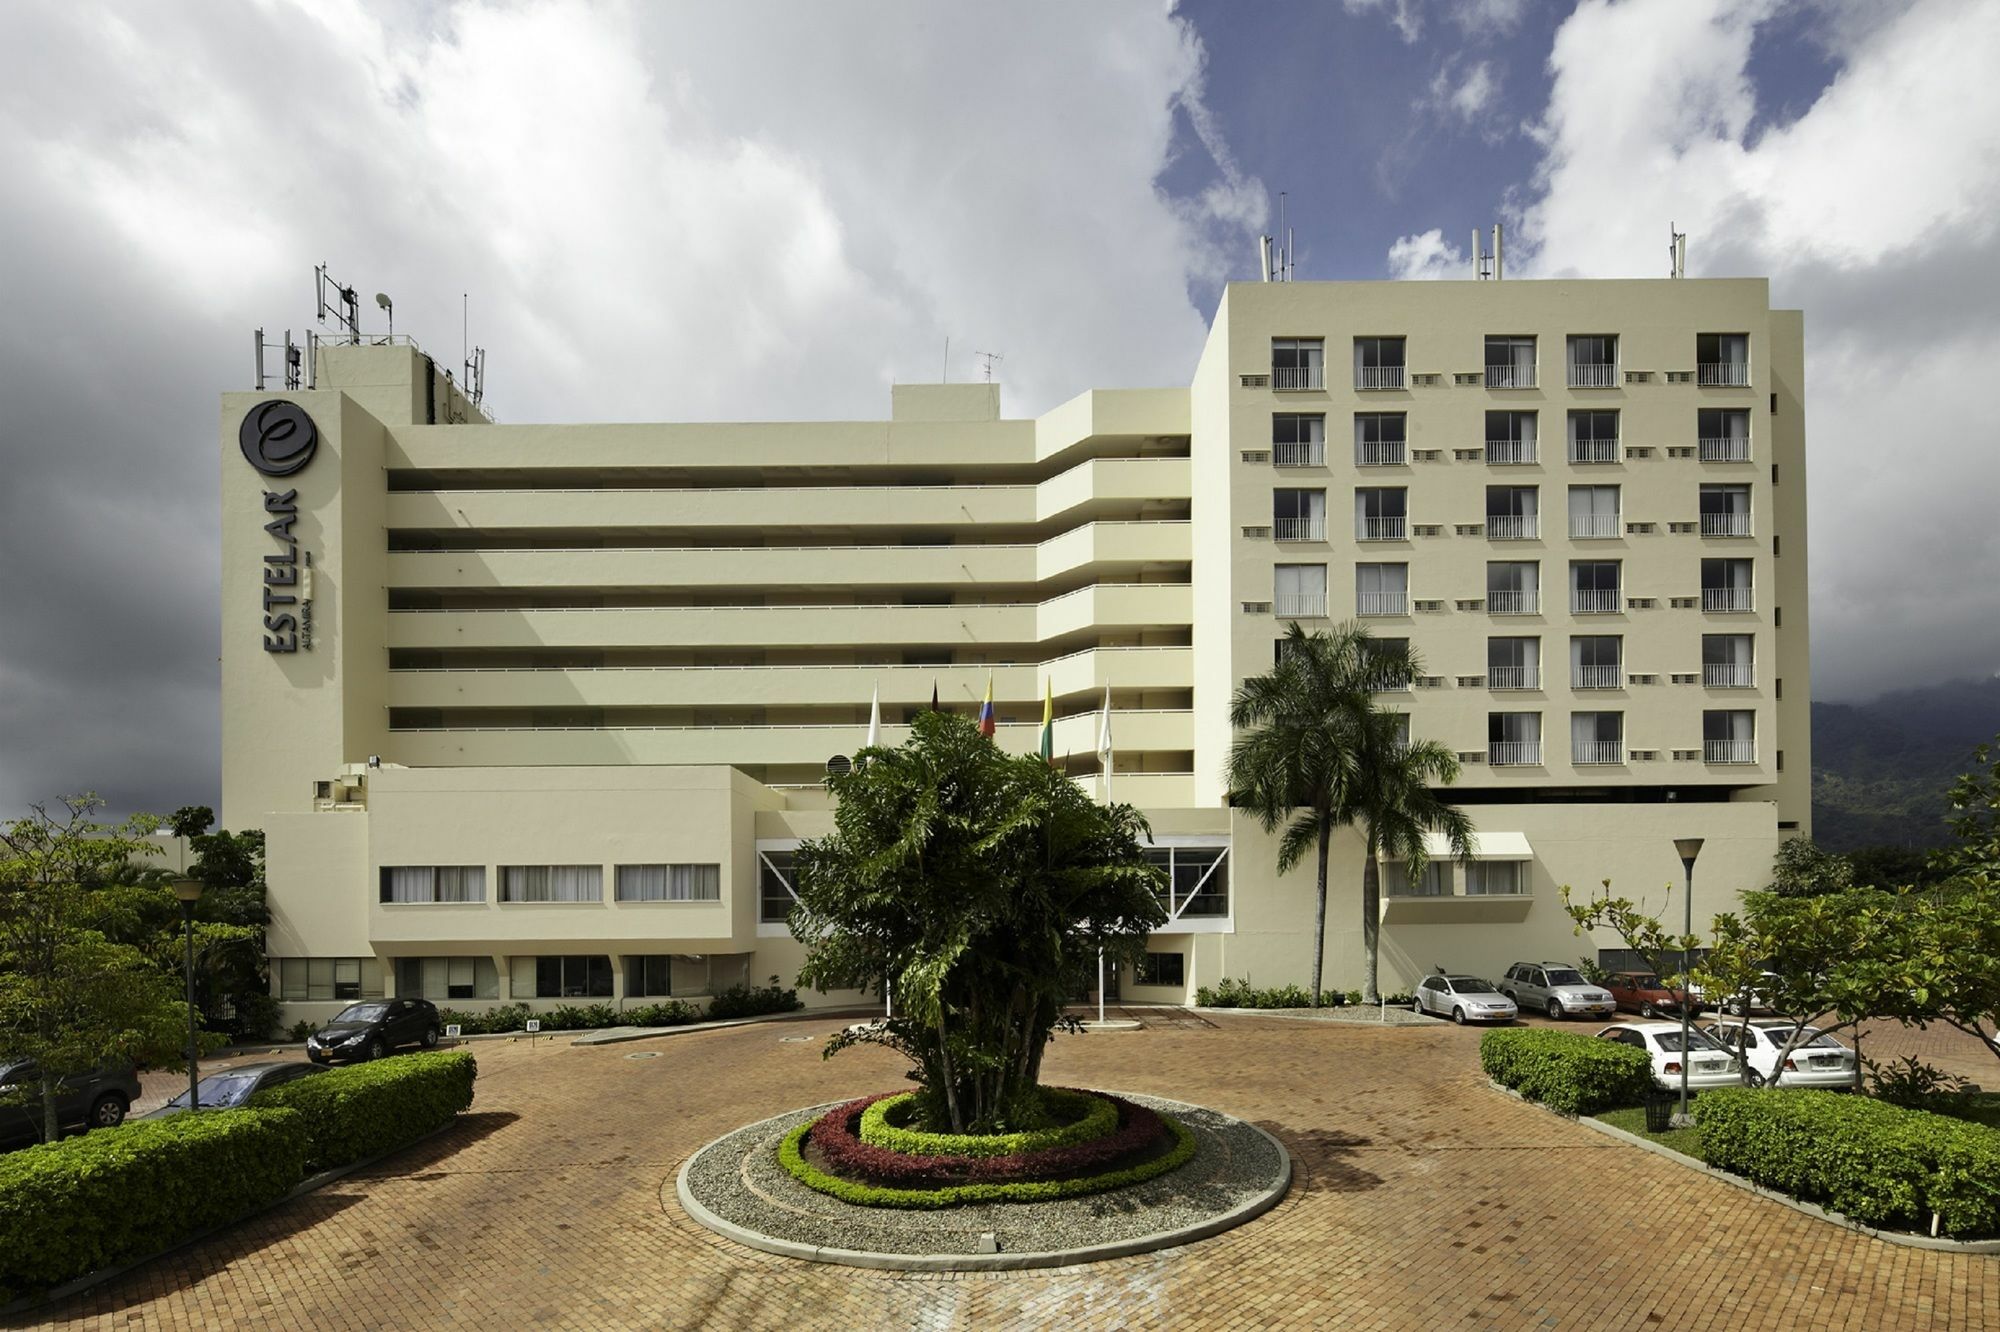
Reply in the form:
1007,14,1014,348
374,291,394,339
284,331,303,390
1472,228,1487,279
1279,191,1290,281
942,335,950,382
1492,223,1504,281
1259,234,1274,281
464,345,486,410
1669,223,1688,278
975,351,1003,383
315,264,361,344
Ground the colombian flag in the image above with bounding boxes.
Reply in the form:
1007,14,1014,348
977,673,996,737
1039,679,1055,765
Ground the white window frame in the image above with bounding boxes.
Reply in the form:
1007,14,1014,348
1143,836,1233,933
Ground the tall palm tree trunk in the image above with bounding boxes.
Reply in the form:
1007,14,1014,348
1311,808,1331,1007
1361,826,1382,1004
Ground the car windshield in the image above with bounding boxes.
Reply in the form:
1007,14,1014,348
1450,978,1497,994
331,1003,390,1024
1545,968,1586,985
165,1072,262,1109
1760,1026,1839,1049
1651,1030,1725,1053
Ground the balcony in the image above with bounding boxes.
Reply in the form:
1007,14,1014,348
1274,593,1329,619
1358,591,1409,616
1571,514,1620,539
1701,512,1752,537
1488,667,1539,690
1572,665,1622,689
1702,587,1754,612
1699,436,1751,462
1356,366,1406,391
1487,514,1539,540
1274,516,1327,542
1705,739,1756,764
1355,440,1405,467
1489,741,1542,766
1486,365,1536,389
1573,741,1624,765
1487,590,1539,615
1569,439,1618,464
1698,363,1750,387
1273,366,1325,391
1704,663,1754,688
1274,440,1326,467
1486,439,1535,465
1359,516,1407,541
1569,363,1617,389
1572,589,1621,614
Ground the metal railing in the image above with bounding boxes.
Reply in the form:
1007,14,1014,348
1273,365,1325,391
1486,438,1534,465
1574,740,1624,765
1486,514,1539,540
1274,593,1329,618
1488,666,1539,690
1704,662,1753,687
1355,440,1405,466
1569,438,1618,463
1571,513,1620,539
1705,738,1755,764
1569,363,1618,389
1572,588,1621,614
1698,363,1750,387
1572,664,1622,689
1486,365,1536,389
1274,440,1326,467
1699,436,1751,462
1702,587,1754,612
1356,366,1406,390
1701,512,1752,537
1489,741,1542,766
1358,591,1409,616
1359,515,1406,541
1274,516,1327,541
1487,589,1539,614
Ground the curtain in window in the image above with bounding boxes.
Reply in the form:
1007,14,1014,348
1705,711,1755,743
1489,713,1540,744
389,867,433,903
1702,635,1753,668
618,865,667,901
437,866,484,902
1570,487,1617,521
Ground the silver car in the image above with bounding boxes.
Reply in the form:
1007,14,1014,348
1500,961,1616,1020
1414,974,1518,1024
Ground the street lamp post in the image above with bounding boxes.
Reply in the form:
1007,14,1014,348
171,877,204,1111
1672,838,1704,1124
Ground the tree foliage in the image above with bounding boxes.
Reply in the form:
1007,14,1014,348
1765,836,1854,898
791,711,1166,1134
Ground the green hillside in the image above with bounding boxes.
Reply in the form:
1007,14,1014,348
1812,676,2000,851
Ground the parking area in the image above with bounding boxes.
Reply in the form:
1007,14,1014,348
31,1012,2000,1331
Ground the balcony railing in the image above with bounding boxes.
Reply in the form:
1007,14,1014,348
1274,593,1329,619
1701,512,1752,537
1487,514,1539,540
1486,364,1536,389
1359,515,1406,541
1572,588,1621,614
1358,591,1409,616
1488,666,1539,690
1569,363,1617,389
1273,365,1325,391
1574,740,1625,765
1356,366,1406,390
1355,440,1405,466
1569,438,1618,464
1489,741,1543,766
1487,589,1539,614
1486,438,1535,465
1274,440,1326,467
1274,516,1327,541
1572,664,1622,689
1705,738,1755,764
1699,436,1751,462
1702,587,1754,612
1698,363,1750,387
1704,662,1754,687
1571,514,1620,539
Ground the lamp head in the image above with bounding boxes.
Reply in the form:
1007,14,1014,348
170,877,204,905
374,291,393,311
1673,837,1705,869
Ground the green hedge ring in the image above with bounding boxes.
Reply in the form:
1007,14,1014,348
779,1112,1198,1209
857,1087,1119,1158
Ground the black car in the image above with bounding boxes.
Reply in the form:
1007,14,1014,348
0,1058,142,1149
305,998,442,1064
138,1061,325,1119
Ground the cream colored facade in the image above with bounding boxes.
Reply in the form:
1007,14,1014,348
222,279,1809,1021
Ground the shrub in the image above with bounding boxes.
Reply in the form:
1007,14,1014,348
809,1093,1170,1187
622,999,702,1027
1694,1088,2000,1236
538,1002,618,1031
0,1108,306,1302
1480,1028,1654,1116
859,1088,1117,1157
1196,977,1346,1009
288,1018,317,1043
707,976,803,1020
252,1051,476,1170
229,991,283,1042
1866,1055,1974,1111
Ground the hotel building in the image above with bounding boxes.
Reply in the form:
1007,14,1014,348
222,277,1809,1021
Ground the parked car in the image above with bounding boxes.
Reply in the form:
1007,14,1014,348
1712,972,1782,1015
306,998,442,1064
1700,1021,1856,1088
1604,971,1703,1018
1413,974,1518,1024
1498,962,1616,1020
1594,1022,1741,1090
0,1059,141,1149
138,1061,325,1119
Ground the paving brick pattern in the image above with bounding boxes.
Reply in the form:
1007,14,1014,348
30,1015,2000,1331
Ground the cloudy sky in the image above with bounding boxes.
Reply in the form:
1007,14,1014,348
2,0,1996,818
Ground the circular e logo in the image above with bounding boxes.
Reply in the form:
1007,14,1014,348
239,401,319,477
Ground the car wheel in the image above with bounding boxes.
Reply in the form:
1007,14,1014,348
1746,1070,1767,1088
1545,998,1564,1021
87,1094,127,1130
421,1025,440,1049
1640,1001,1656,1018
367,1037,387,1061
1451,1006,1466,1025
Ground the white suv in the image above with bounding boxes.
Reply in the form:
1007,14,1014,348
1499,962,1615,1020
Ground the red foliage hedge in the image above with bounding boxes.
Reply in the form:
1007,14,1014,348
805,1092,1170,1187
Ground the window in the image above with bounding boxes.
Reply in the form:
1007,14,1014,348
1353,336,1406,389
1132,953,1186,988
1144,844,1229,919
379,866,486,904
1697,333,1750,386
1701,558,1754,612
1465,861,1528,895
1704,710,1756,763
1486,410,1537,464
498,865,603,903
1273,488,1327,541
1355,487,1407,540
1699,485,1752,537
1571,635,1622,688
1567,334,1618,388
1366,637,1412,691
1488,712,1542,765
277,957,385,1002
1272,337,1324,390
1486,561,1539,614
1571,711,1624,765
1274,563,1329,618
1355,563,1409,616
1485,335,1536,388
1274,413,1327,466
1486,486,1539,540
758,850,798,923
1568,410,1619,463
512,955,613,999
1353,413,1406,466
1571,560,1621,614
1386,860,1449,896
394,956,498,1001
1699,408,1751,461
1487,636,1539,690
625,955,674,997
1702,634,1753,687
615,864,721,902
1568,485,1620,539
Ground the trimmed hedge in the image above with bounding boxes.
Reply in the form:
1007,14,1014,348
252,1051,476,1171
859,1088,1117,1158
779,1110,1197,1209
1481,1027,1654,1116
1694,1088,2000,1237
813,1093,1167,1187
0,1108,307,1302
1197,978,1347,1009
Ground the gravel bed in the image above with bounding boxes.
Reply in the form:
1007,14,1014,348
679,1091,1286,1262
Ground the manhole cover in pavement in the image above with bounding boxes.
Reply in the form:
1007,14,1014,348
625,1052,662,1060
778,1035,817,1043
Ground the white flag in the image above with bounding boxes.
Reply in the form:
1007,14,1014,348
866,682,882,750
1096,686,1113,803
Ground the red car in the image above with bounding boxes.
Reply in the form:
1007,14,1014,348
1603,971,1703,1018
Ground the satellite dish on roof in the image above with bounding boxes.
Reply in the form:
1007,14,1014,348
825,754,852,776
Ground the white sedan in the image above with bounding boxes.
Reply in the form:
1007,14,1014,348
1702,1020,1856,1088
1413,974,1518,1024
1595,1022,1742,1090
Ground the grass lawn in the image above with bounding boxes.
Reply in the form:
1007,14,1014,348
1592,1105,1704,1159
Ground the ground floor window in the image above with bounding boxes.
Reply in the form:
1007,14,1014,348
758,850,798,923
1142,844,1229,919
395,956,499,1001
1464,861,1529,895
1385,860,1449,896
512,954,613,999
276,957,385,1001
1132,952,1185,988
625,955,673,997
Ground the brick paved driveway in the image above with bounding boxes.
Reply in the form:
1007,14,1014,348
29,1013,2000,1331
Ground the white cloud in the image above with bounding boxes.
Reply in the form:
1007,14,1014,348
1343,0,1425,44
1345,0,1531,43
1386,228,1469,279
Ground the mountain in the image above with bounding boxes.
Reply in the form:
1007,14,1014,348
1812,676,2000,851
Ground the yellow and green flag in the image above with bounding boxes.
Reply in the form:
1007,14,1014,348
1039,679,1055,765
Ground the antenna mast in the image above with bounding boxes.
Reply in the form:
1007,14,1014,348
974,351,1003,383
314,263,361,344
1669,223,1688,278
